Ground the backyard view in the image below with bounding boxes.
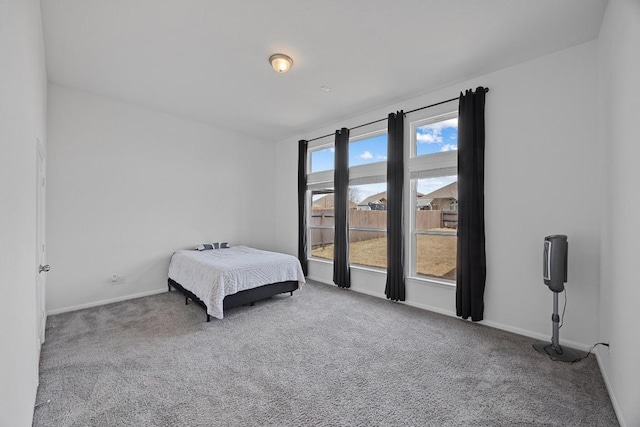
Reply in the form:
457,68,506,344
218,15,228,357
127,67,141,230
310,177,458,280
311,232,456,280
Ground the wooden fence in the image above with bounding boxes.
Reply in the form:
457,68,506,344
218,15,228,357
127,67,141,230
310,208,457,249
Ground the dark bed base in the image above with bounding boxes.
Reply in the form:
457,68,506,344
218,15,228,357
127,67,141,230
168,278,298,322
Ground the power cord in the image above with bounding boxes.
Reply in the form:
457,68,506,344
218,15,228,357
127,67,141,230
559,288,567,329
34,399,50,408
553,287,608,363
568,342,609,364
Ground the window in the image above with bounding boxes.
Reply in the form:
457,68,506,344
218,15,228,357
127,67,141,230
348,182,387,269
307,130,388,269
409,111,458,282
309,146,334,173
349,133,387,167
414,115,458,157
309,190,334,261
347,130,387,269
307,136,335,262
413,176,457,280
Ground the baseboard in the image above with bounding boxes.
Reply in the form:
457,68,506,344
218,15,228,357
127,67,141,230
595,348,626,427
397,298,457,318
46,288,167,316
479,319,592,352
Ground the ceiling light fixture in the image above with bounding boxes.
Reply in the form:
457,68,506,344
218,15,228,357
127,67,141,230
269,53,293,73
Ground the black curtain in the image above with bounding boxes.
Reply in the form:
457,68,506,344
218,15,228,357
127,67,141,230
385,111,405,301
333,128,350,288
297,140,308,276
456,87,487,321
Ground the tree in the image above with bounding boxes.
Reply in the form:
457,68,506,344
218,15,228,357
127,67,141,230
348,187,361,204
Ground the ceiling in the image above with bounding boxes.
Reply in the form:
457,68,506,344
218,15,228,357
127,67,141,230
40,0,608,142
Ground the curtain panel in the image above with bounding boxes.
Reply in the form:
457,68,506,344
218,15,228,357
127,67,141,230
456,87,487,321
333,128,350,288
298,139,308,276
385,111,405,301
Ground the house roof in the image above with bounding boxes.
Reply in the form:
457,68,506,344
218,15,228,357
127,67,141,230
313,194,357,209
420,182,458,201
40,1,607,142
359,190,431,206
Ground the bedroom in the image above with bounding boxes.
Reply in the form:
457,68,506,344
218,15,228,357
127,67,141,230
1,0,639,426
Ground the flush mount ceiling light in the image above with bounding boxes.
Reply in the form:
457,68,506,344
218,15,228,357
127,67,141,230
269,53,293,73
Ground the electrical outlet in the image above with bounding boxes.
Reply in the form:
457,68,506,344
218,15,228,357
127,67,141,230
110,275,125,285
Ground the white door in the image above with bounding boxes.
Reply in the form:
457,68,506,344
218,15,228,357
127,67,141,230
36,139,47,350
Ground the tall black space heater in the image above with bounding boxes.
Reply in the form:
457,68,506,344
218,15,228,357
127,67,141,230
533,235,580,361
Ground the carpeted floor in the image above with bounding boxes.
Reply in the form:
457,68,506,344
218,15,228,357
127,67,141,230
34,281,618,426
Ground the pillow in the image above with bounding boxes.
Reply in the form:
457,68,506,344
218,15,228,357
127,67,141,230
195,242,219,251
220,242,230,249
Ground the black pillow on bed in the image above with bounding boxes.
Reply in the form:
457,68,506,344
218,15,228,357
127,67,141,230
220,242,230,249
196,243,219,251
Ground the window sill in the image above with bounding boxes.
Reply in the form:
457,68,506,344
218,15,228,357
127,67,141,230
308,258,456,288
309,257,332,265
309,258,387,275
351,263,387,275
407,275,456,289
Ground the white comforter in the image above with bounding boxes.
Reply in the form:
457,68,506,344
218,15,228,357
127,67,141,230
168,246,305,319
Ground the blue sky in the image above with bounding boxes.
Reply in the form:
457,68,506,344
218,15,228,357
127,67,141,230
309,118,458,202
416,118,458,156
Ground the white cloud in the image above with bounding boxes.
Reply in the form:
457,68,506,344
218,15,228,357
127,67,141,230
416,132,443,144
360,151,373,159
441,144,457,152
427,118,458,131
416,118,458,144
329,147,335,152
376,154,387,160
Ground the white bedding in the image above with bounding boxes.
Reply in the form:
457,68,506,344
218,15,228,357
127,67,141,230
168,246,305,319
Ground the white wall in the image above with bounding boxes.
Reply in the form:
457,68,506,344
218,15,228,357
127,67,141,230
597,1,640,425
46,85,276,313
275,41,603,349
0,0,47,425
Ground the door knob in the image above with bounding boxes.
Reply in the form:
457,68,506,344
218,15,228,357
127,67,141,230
39,264,50,273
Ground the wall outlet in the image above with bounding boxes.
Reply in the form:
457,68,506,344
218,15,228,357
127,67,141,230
110,274,125,285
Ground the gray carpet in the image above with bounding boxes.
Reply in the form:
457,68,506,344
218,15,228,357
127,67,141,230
34,281,618,426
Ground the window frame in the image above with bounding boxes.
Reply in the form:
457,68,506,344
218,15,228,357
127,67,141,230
348,128,387,184
308,189,335,262
307,135,336,262
406,109,458,285
307,137,335,187
410,111,459,159
347,126,388,270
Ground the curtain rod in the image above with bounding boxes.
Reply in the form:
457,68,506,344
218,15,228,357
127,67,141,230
305,87,489,144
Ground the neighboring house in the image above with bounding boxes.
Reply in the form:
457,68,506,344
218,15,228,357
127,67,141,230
359,190,434,210
416,198,433,210
418,182,458,211
357,191,387,210
313,194,357,210
312,194,334,209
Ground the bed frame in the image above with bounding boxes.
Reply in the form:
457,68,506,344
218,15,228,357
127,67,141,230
168,278,298,322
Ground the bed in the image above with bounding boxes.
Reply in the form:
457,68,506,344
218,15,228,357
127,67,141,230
168,245,306,321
